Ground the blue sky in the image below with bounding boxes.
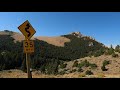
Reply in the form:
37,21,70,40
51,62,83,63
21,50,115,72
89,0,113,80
0,12,120,47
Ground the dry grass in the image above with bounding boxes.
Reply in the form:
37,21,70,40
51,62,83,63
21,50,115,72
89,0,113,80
35,36,70,47
66,54,120,75
11,32,70,47
1,69,120,78
78,73,86,78
0,31,70,47
97,73,105,78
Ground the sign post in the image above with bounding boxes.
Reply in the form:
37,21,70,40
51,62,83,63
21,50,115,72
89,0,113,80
18,20,36,78
26,53,32,78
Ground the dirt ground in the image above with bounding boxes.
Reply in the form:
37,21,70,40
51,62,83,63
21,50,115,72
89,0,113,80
0,69,120,78
1,53,120,78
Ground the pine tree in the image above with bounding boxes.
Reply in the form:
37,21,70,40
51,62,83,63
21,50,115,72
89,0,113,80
115,45,120,52
107,45,114,55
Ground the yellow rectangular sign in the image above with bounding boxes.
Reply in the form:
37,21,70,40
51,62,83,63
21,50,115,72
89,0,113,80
18,20,36,40
23,40,34,53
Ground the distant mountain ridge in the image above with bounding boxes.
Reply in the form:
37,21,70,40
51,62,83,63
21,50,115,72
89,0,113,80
0,30,107,47
0,30,107,48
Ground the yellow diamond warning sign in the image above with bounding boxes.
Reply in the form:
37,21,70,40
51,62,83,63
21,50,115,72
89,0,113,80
18,20,36,40
23,40,34,53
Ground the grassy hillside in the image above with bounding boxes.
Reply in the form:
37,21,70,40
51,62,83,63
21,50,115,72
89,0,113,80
0,30,108,74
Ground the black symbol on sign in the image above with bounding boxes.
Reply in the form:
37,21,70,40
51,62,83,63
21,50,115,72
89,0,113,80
25,23,31,37
25,42,28,47
30,42,33,47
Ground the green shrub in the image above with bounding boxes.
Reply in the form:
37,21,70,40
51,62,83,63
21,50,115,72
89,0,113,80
72,69,76,72
103,60,110,66
94,49,105,57
115,45,120,52
69,69,77,73
101,60,109,71
105,48,114,55
72,60,78,67
84,60,90,67
112,53,118,57
78,60,97,70
78,62,85,68
90,64,97,69
60,63,67,69
8,71,12,73
101,66,107,71
108,49,114,55
78,68,83,72
85,70,93,75
78,60,90,68
94,52,101,57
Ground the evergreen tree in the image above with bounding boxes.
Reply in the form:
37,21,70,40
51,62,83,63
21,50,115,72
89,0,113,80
115,45,120,52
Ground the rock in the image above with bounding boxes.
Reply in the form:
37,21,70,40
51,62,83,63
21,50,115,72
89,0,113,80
89,42,94,46
70,32,83,38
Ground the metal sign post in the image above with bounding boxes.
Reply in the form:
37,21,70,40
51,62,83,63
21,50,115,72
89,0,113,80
26,52,32,78
18,20,36,78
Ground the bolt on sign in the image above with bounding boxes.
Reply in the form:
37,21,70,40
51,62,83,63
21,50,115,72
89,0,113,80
18,20,36,40
23,40,34,53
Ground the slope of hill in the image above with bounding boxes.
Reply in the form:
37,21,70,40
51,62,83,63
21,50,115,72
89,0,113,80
0,30,109,75
0,30,70,47
1,51,120,79
59,53,120,76
35,36,70,47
